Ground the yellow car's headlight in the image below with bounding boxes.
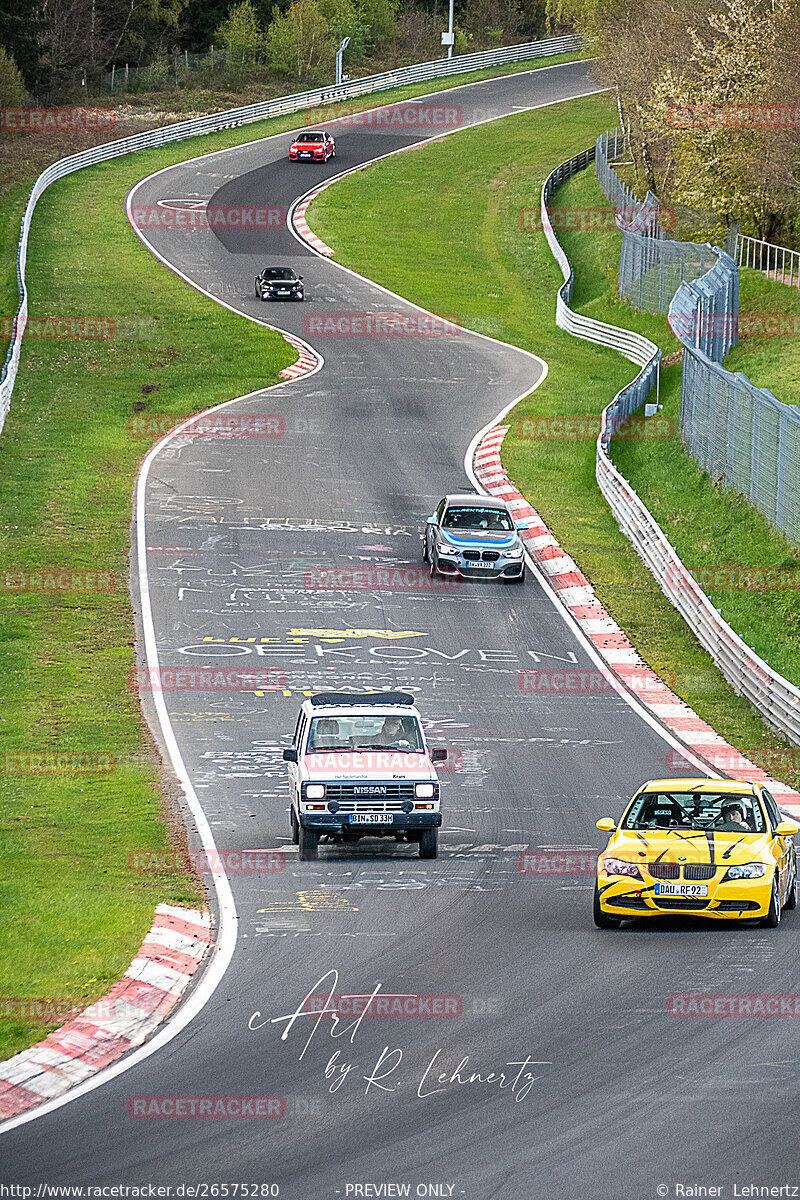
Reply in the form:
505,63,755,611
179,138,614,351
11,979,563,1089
601,857,642,879
722,863,766,880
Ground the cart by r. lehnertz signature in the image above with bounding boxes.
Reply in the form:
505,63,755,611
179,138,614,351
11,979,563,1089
248,968,551,1102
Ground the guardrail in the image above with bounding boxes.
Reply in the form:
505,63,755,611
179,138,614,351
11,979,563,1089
736,232,800,288
540,148,661,416
540,145,800,747
0,34,581,437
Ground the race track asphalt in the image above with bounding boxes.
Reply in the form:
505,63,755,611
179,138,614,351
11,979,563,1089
3,60,799,1199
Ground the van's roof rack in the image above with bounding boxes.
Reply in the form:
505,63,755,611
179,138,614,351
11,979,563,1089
309,691,415,708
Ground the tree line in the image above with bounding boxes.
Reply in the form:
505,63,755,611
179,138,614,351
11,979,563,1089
0,0,550,101
550,0,800,246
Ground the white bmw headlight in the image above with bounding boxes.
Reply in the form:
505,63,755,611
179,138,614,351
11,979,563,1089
601,857,642,879
506,545,524,558
723,862,766,880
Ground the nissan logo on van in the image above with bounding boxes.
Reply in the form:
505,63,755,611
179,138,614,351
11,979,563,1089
354,785,387,795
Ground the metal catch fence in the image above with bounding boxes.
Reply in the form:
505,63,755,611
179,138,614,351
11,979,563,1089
596,129,722,314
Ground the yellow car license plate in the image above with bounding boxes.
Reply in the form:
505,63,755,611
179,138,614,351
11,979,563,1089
654,882,709,897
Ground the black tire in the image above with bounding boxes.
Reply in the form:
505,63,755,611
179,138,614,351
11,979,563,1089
419,828,438,859
593,884,621,929
298,826,319,862
784,865,797,910
761,874,782,927
290,808,299,845
509,566,526,583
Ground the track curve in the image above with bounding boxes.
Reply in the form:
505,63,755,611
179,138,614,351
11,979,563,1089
4,61,799,1198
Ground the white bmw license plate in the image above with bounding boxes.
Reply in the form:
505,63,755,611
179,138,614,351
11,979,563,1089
349,813,393,824
469,562,494,569
654,882,708,897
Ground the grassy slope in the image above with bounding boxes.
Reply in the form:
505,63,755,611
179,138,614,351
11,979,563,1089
307,93,800,792
725,269,800,407
0,54,579,1062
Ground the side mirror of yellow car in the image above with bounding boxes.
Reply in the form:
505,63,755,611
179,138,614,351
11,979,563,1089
775,820,800,837
596,817,616,833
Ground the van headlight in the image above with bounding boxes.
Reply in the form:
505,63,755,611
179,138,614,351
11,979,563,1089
306,784,326,800
415,783,435,799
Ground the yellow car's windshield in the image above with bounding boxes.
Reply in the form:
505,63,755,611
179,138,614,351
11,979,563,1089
623,791,766,833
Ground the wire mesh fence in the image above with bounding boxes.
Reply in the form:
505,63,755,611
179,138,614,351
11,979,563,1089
596,129,720,314
680,347,800,543
667,250,739,363
102,50,233,93
596,127,800,547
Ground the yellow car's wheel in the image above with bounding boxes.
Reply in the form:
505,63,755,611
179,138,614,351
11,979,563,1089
761,875,782,928
593,884,621,929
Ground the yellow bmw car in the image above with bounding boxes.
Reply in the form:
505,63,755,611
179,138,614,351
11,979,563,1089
594,778,799,928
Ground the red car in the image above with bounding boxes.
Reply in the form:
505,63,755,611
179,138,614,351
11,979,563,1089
288,130,336,162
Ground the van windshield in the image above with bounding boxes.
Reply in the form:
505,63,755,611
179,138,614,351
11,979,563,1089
306,714,423,752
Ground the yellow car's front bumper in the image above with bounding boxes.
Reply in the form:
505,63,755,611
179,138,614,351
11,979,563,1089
597,873,772,920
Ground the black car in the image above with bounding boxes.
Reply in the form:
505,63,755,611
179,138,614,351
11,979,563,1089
254,267,304,301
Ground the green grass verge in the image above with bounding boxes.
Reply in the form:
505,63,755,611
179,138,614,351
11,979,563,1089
0,55,582,1063
307,92,800,794
724,268,800,408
